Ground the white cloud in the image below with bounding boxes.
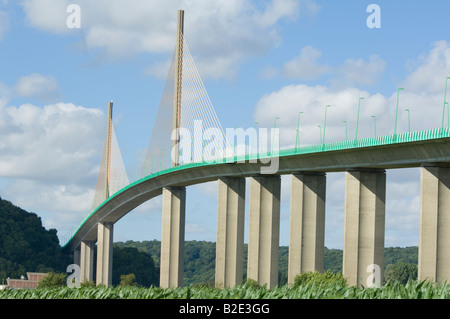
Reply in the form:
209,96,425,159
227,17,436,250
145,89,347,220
0,102,104,182
282,46,329,80
14,73,60,102
0,99,107,239
336,54,386,87
20,0,312,80
271,47,386,87
22,0,70,34
401,40,450,95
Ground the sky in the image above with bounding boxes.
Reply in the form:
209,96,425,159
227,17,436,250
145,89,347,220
1,0,450,250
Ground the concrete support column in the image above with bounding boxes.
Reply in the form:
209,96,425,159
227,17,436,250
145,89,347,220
288,172,326,284
80,240,95,283
160,186,186,288
96,222,114,287
247,175,281,289
215,177,245,288
419,165,450,283
343,169,386,288
73,246,80,267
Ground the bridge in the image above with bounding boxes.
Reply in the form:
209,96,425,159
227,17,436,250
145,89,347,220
63,10,450,289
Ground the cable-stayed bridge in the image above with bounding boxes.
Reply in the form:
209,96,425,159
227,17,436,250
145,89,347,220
63,10,450,289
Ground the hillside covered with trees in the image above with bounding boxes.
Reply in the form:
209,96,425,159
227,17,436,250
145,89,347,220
0,196,70,282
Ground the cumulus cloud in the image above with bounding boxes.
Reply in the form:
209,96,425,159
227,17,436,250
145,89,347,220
14,73,60,102
0,102,104,181
0,100,106,233
401,40,450,94
20,0,318,80
269,46,386,87
335,54,386,87
282,46,329,80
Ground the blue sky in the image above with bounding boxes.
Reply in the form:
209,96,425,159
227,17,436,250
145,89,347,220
1,1,450,249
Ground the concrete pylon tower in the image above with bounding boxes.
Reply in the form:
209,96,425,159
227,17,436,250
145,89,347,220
105,100,113,198
172,9,184,167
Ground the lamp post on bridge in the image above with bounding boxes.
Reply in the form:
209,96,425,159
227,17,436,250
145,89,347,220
317,125,322,145
394,88,404,136
323,105,331,145
442,77,450,129
371,115,377,137
272,117,280,155
252,122,259,156
446,102,449,129
404,109,410,133
355,97,365,141
295,112,304,151
342,120,348,141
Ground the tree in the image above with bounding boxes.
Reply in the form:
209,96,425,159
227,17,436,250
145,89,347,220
37,272,66,288
112,245,159,287
119,273,138,286
385,262,417,285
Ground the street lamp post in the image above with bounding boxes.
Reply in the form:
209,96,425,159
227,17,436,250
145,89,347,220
342,120,348,141
446,103,449,129
295,112,304,151
355,97,365,140
272,117,280,155
323,105,331,145
371,115,377,137
442,77,450,129
317,125,322,145
394,88,404,135
405,109,410,133
252,122,259,155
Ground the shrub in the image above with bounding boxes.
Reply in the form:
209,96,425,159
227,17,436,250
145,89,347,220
37,272,67,288
119,273,138,286
293,271,347,287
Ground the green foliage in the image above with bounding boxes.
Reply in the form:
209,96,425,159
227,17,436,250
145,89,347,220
112,245,158,287
384,247,418,267
119,273,138,286
2,280,450,299
293,271,347,288
37,272,67,288
385,262,417,285
0,196,70,279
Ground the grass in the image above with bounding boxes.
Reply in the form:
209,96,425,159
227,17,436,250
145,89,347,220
1,280,450,299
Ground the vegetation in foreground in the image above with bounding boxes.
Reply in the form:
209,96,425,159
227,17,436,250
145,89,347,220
1,272,449,299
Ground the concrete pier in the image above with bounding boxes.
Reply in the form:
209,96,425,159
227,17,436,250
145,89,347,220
343,169,386,288
419,165,450,283
96,222,114,286
160,186,186,288
247,175,281,289
288,173,326,284
215,178,245,288
80,240,95,283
